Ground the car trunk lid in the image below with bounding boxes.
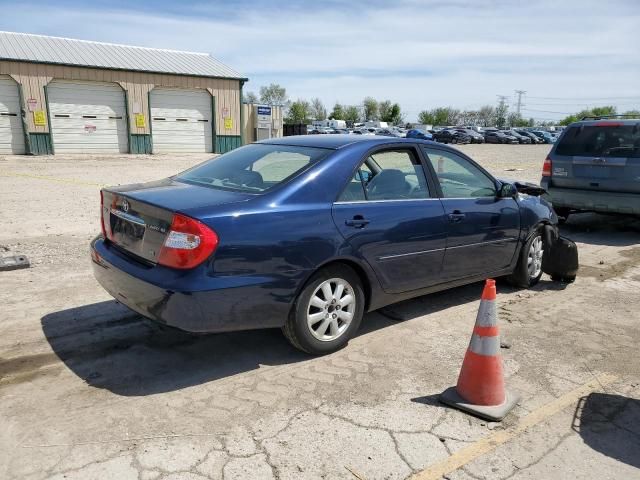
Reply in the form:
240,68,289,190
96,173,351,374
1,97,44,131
102,178,251,263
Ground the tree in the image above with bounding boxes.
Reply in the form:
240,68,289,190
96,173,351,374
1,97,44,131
329,103,345,120
477,105,496,127
623,109,640,117
259,83,288,106
286,99,310,124
417,107,458,126
495,101,509,129
343,105,361,124
379,101,403,125
362,97,378,121
559,105,617,126
378,100,392,122
309,98,327,121
243,91,258,104
507,112,530,127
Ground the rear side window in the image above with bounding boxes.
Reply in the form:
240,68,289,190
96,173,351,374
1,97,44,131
555,125,640,158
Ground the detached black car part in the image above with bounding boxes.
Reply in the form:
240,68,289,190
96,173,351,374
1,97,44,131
542,225,578,283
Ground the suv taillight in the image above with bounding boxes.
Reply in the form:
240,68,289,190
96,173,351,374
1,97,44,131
542,156,552,177
158,214,218,269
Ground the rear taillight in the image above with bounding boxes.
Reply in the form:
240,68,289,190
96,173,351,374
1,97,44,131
542,156,552,177
158,214,218,269
100,190,107,238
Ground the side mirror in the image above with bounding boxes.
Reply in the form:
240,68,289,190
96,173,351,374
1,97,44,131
498,182,518,198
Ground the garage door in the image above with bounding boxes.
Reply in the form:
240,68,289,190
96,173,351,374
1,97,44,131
48,81,128,154
150,88,213,153
0,76,25,154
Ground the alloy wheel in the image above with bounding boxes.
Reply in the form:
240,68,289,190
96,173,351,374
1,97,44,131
306,278,355,342
527,236,544,279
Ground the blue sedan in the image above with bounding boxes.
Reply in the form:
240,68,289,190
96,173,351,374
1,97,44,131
405,129,433,140
91,136,558,354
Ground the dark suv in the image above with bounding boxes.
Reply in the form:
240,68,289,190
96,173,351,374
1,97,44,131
541,116,640,220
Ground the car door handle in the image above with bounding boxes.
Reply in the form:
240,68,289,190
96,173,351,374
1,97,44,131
448,211,466,223
345,215,370,228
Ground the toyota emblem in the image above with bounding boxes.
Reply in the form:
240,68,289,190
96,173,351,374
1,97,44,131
122,199,130,213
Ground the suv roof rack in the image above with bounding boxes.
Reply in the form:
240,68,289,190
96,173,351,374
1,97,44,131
581,114,640,120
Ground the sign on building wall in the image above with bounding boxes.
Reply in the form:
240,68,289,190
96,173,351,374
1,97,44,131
135,114,146,128
224,117,233,130
256,105,272,130
27,98,38,112
33,110,46,126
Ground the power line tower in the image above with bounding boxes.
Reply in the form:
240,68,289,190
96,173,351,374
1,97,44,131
514,90,526,116
496,95,509,128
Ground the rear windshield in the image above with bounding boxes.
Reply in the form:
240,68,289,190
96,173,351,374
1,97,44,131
555,125,640,158
176,144,331,193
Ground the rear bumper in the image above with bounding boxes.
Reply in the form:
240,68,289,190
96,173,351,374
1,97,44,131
543,185,640,215
90,237,304,333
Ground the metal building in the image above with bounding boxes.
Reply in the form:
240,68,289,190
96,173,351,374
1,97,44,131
0,31,247,155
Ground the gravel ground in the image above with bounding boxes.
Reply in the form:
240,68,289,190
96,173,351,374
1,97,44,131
1,144,639,480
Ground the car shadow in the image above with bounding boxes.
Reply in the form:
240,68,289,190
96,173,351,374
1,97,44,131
572,392,640,469
560,212,640,247
41,278,567,397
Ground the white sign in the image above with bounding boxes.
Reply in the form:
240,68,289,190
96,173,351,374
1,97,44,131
256,105,272,129
27,98,38,111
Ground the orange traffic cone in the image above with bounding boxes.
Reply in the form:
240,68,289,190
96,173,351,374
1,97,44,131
440,279,519,421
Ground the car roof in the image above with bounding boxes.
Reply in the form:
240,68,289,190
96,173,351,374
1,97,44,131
567,118,640,127
256,134,436,150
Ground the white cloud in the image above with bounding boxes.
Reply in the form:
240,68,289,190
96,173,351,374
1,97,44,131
1,0,638,121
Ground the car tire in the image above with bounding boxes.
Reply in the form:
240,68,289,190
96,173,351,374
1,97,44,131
554,208,571,224
282,264,365,355
506,228,545,288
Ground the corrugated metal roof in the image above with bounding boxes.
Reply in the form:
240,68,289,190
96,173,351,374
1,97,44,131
0,31,245,80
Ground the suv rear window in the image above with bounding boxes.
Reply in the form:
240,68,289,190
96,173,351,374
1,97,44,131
556,125,640,158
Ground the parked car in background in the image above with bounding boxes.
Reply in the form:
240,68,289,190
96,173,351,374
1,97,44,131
502,130,532,144
515,129,543,144
531,130,555,144
376,129,402,137
484,130,518,144
405,129,434,140
455,128,485,144
92,135,558,355
540,116,640,221
433,129,472,144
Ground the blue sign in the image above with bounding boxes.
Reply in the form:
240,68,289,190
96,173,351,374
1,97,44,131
257,106,272,116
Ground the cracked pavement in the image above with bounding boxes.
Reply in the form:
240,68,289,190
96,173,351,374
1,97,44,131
1,146,639,479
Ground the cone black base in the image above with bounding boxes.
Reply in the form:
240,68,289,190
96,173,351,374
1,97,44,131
440,387,520,422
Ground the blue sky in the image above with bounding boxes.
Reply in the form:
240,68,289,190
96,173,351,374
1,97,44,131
1,0,639,121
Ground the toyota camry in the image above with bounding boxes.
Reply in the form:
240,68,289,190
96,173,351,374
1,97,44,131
91,135,558,354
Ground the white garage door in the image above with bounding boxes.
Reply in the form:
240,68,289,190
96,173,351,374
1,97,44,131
0,76,25,154
48,80,128,154
150,88,213,153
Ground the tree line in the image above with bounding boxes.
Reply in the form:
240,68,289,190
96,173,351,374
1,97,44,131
558,106,640,125
246,83,639,128
245,83,404,125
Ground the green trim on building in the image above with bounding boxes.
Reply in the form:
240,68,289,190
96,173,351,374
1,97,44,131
29,133,53,155
216,135,241,154
16,83,32,155
147,90,154,154
43,84,55,154
239,80,245,146
211,94,217,153
130,134,153,154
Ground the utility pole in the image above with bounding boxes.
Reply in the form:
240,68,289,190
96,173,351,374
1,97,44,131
514,90,526,116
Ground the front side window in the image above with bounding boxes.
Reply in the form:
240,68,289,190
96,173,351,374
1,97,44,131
337,149,430,201
176,144,331,193
423,148,496,198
